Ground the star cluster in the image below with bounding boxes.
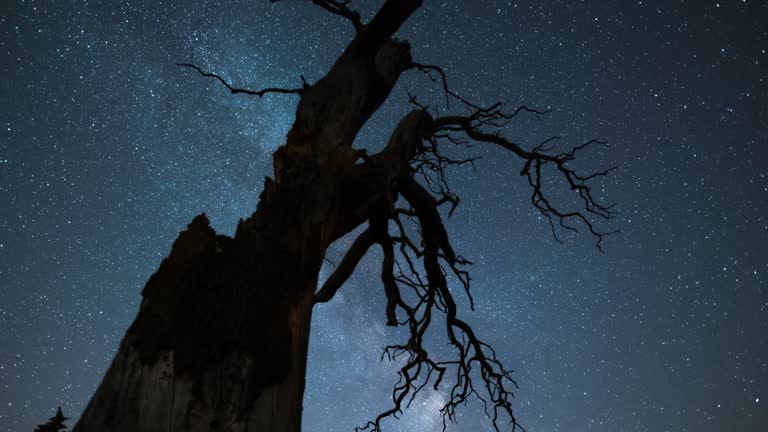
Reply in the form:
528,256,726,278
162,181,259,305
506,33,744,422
1,1,766,431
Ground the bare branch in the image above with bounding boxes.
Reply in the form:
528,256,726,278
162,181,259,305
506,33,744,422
176,63,305,97
353,97,616,429
409,61,479,110
432,114,618,251
359,176,524,432
271,0,363,31
314,228,374,303
378,230,401,326
360,0,423,52
410,61,552,121
399,177,456,265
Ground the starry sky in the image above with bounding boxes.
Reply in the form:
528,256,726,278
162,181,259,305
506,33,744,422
1,0,767,431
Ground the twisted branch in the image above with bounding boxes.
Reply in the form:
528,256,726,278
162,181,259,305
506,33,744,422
433,112,618,250
357,177,523,432
176,63,306,97
349,80,618,427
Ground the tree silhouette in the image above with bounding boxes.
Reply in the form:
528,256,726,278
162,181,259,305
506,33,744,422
35,407,69,432
74,1,615,431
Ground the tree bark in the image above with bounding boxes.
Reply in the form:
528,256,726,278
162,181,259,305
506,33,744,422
74,204,320,432
74,3,424,431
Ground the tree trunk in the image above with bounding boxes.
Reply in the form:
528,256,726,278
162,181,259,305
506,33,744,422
74,2,423,430
74,202,322,432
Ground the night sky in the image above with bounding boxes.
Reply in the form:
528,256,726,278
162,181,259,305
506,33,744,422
2,0,767,431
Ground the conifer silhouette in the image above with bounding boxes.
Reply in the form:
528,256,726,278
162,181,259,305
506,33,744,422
34,406,68,432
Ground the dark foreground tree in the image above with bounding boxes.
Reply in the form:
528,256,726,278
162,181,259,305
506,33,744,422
74,1,615,431
35,407,69,432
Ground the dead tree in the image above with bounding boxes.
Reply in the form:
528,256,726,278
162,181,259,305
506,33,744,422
73,1,615,431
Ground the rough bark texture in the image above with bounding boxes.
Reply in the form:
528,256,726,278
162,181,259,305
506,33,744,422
74,2,422,431
74,213,317,432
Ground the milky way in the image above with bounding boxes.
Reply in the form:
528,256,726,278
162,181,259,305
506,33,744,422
2,1,766,431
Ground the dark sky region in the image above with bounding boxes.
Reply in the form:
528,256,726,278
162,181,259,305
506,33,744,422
1,0,767,431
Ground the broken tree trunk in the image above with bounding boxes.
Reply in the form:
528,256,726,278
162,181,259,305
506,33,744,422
73,2,424,431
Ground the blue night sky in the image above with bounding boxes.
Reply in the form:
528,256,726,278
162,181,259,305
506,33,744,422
1,1,766,431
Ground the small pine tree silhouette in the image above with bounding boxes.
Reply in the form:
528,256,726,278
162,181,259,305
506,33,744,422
34,406,68,432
